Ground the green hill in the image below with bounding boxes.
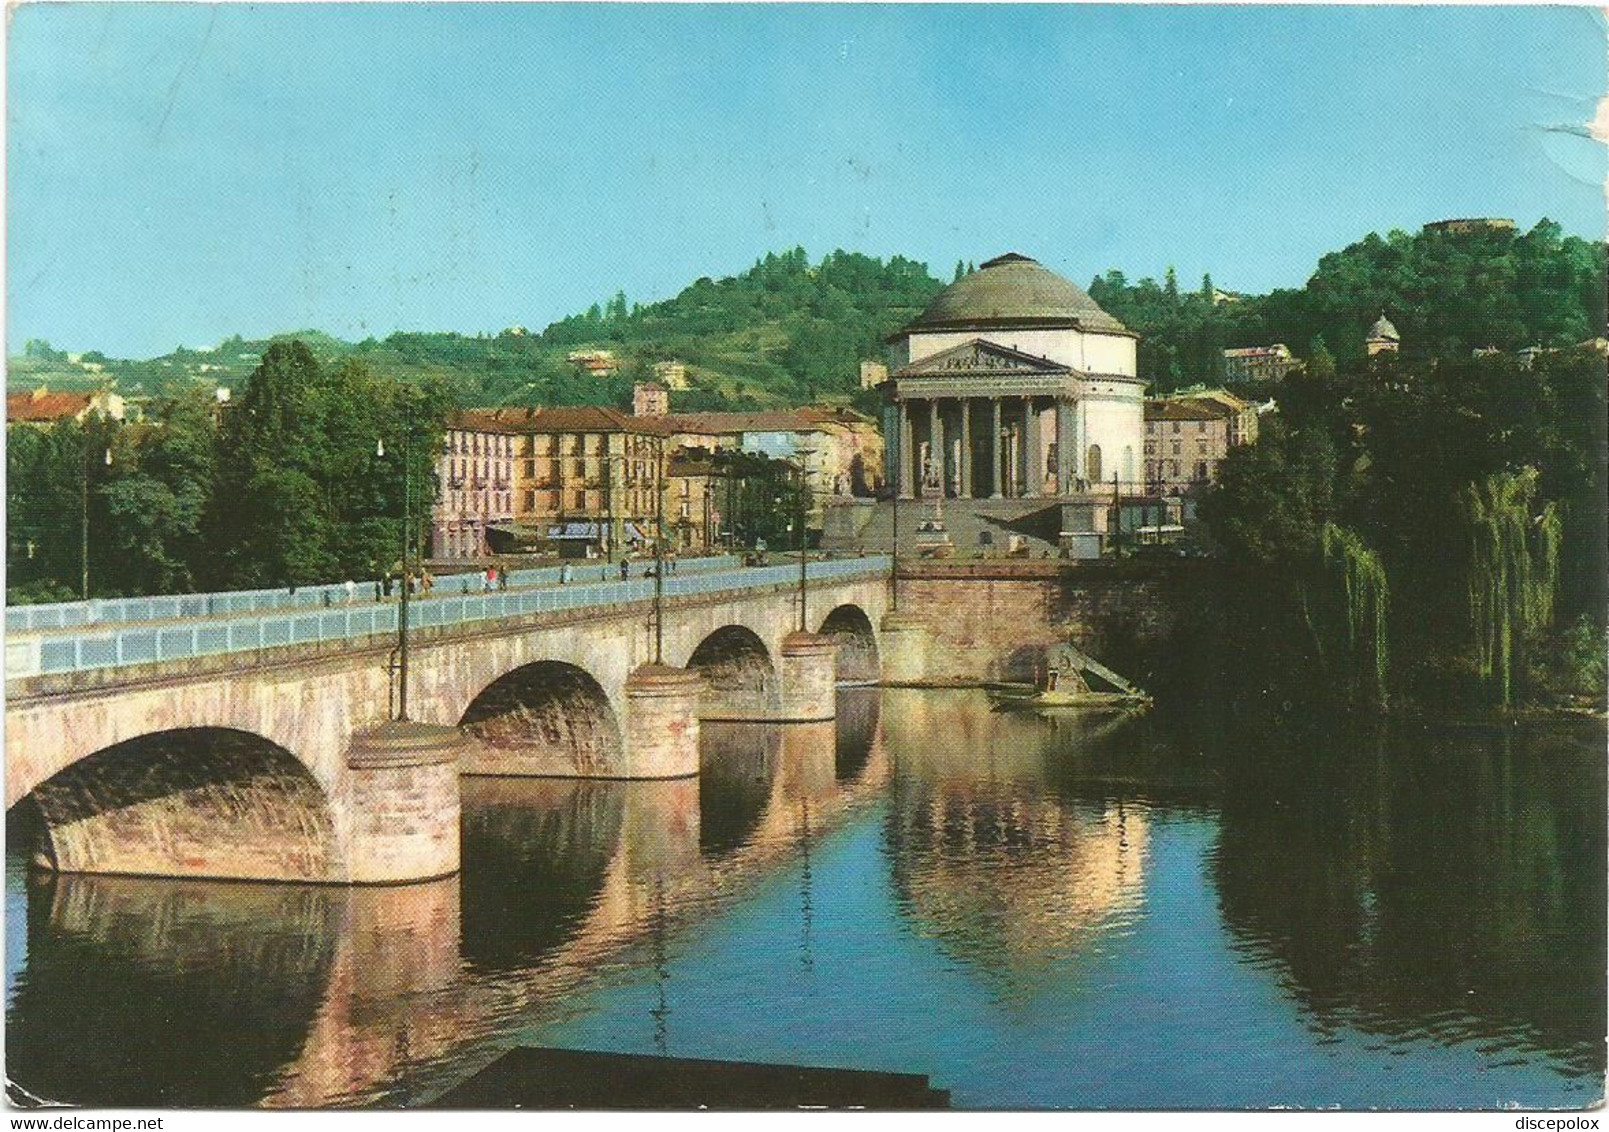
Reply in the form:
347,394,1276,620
1088,218,1605,392
10,249,943,414
11,223,1603,408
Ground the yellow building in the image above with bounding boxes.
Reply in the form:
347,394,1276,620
652,407,885,530
1144,399,1230,493
1173,387,1259,446
453,407,670,557
666,446,723,552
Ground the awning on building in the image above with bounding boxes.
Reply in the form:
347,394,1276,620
625,522,650,542
547,521,603,540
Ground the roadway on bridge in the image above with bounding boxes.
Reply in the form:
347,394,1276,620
7,556,892,681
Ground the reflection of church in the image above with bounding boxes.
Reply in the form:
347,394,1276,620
881,254,1147,498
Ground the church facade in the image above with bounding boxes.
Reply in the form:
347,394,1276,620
880,253,1146,499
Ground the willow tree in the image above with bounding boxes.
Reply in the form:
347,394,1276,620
1315,523,1390,704
1462,467,1561,708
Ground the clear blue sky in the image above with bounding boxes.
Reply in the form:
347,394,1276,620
9,3,1606,359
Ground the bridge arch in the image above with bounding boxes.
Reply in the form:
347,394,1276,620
460,660,626,778
817,604,880,684
16,727,341,882
685,626,781,720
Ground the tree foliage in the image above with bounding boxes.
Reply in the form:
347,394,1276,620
1202,342,1606,715
1091,219,1605,390
6,341,452,600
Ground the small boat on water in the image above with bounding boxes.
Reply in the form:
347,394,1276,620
987,642,1151,712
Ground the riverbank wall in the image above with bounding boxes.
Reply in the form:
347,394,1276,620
887,559,1215,688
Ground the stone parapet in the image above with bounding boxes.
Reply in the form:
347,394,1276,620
777,632,838,721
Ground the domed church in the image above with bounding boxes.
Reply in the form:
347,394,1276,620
882,253,1145,499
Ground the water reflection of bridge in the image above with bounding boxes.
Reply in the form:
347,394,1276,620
8,692,893,1108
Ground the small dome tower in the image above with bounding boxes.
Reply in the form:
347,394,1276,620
1366,313,1400,356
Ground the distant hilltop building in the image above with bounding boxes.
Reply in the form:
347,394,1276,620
881,252,1145,498
652,360,689,390
1366,313,1401,356
1211,288,1243,306
859,360,888,390
567,349,617,376
633,381,669,417
1423,217,1516,236
1223,343,1297,385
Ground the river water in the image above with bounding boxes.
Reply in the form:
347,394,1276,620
5,689,1603,1109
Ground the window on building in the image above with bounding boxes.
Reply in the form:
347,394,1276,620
524,490,535,509
574,490,586,509
1171,441,1181,456
1172,422,1180,434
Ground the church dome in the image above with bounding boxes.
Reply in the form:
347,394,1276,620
905,253,1132,336
1368,313,1400,341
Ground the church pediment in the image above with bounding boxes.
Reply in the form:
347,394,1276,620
896,338,1072,377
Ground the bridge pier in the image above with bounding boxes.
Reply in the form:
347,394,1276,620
621,665,704,778
877,611,932,685
343,723,463,883
776,633,838,722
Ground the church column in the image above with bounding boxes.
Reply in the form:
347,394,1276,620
928,399,944,496
897,399,914,499
958,399,973,499
990,399,1003,498
1022,398,1040,498
1056,397,1075,496
1075,397,1089,492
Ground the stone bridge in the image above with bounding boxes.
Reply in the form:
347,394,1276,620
7,687,1153,1109
5,566,892,886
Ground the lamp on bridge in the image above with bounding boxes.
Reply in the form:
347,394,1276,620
376,399,415,722
793,448,817,633
81,441,111,600
603,451,626,565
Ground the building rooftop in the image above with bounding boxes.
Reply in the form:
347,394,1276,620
450,406,671,436
658,407,875,436
1368,314,1400,342
7,388,96,423
1145,399,1223,422
898,253,1132,338
1223,344,1292,359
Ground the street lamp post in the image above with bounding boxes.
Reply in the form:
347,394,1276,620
604,448,623,564
653,445,666,663
890,475,900,609
794,449,816,633
81,438,111,599
377,401,414,721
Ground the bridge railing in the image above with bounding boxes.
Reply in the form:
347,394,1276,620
3,555,741,634
6,556,891,679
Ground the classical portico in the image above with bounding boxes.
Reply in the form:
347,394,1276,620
882,254,1146,500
